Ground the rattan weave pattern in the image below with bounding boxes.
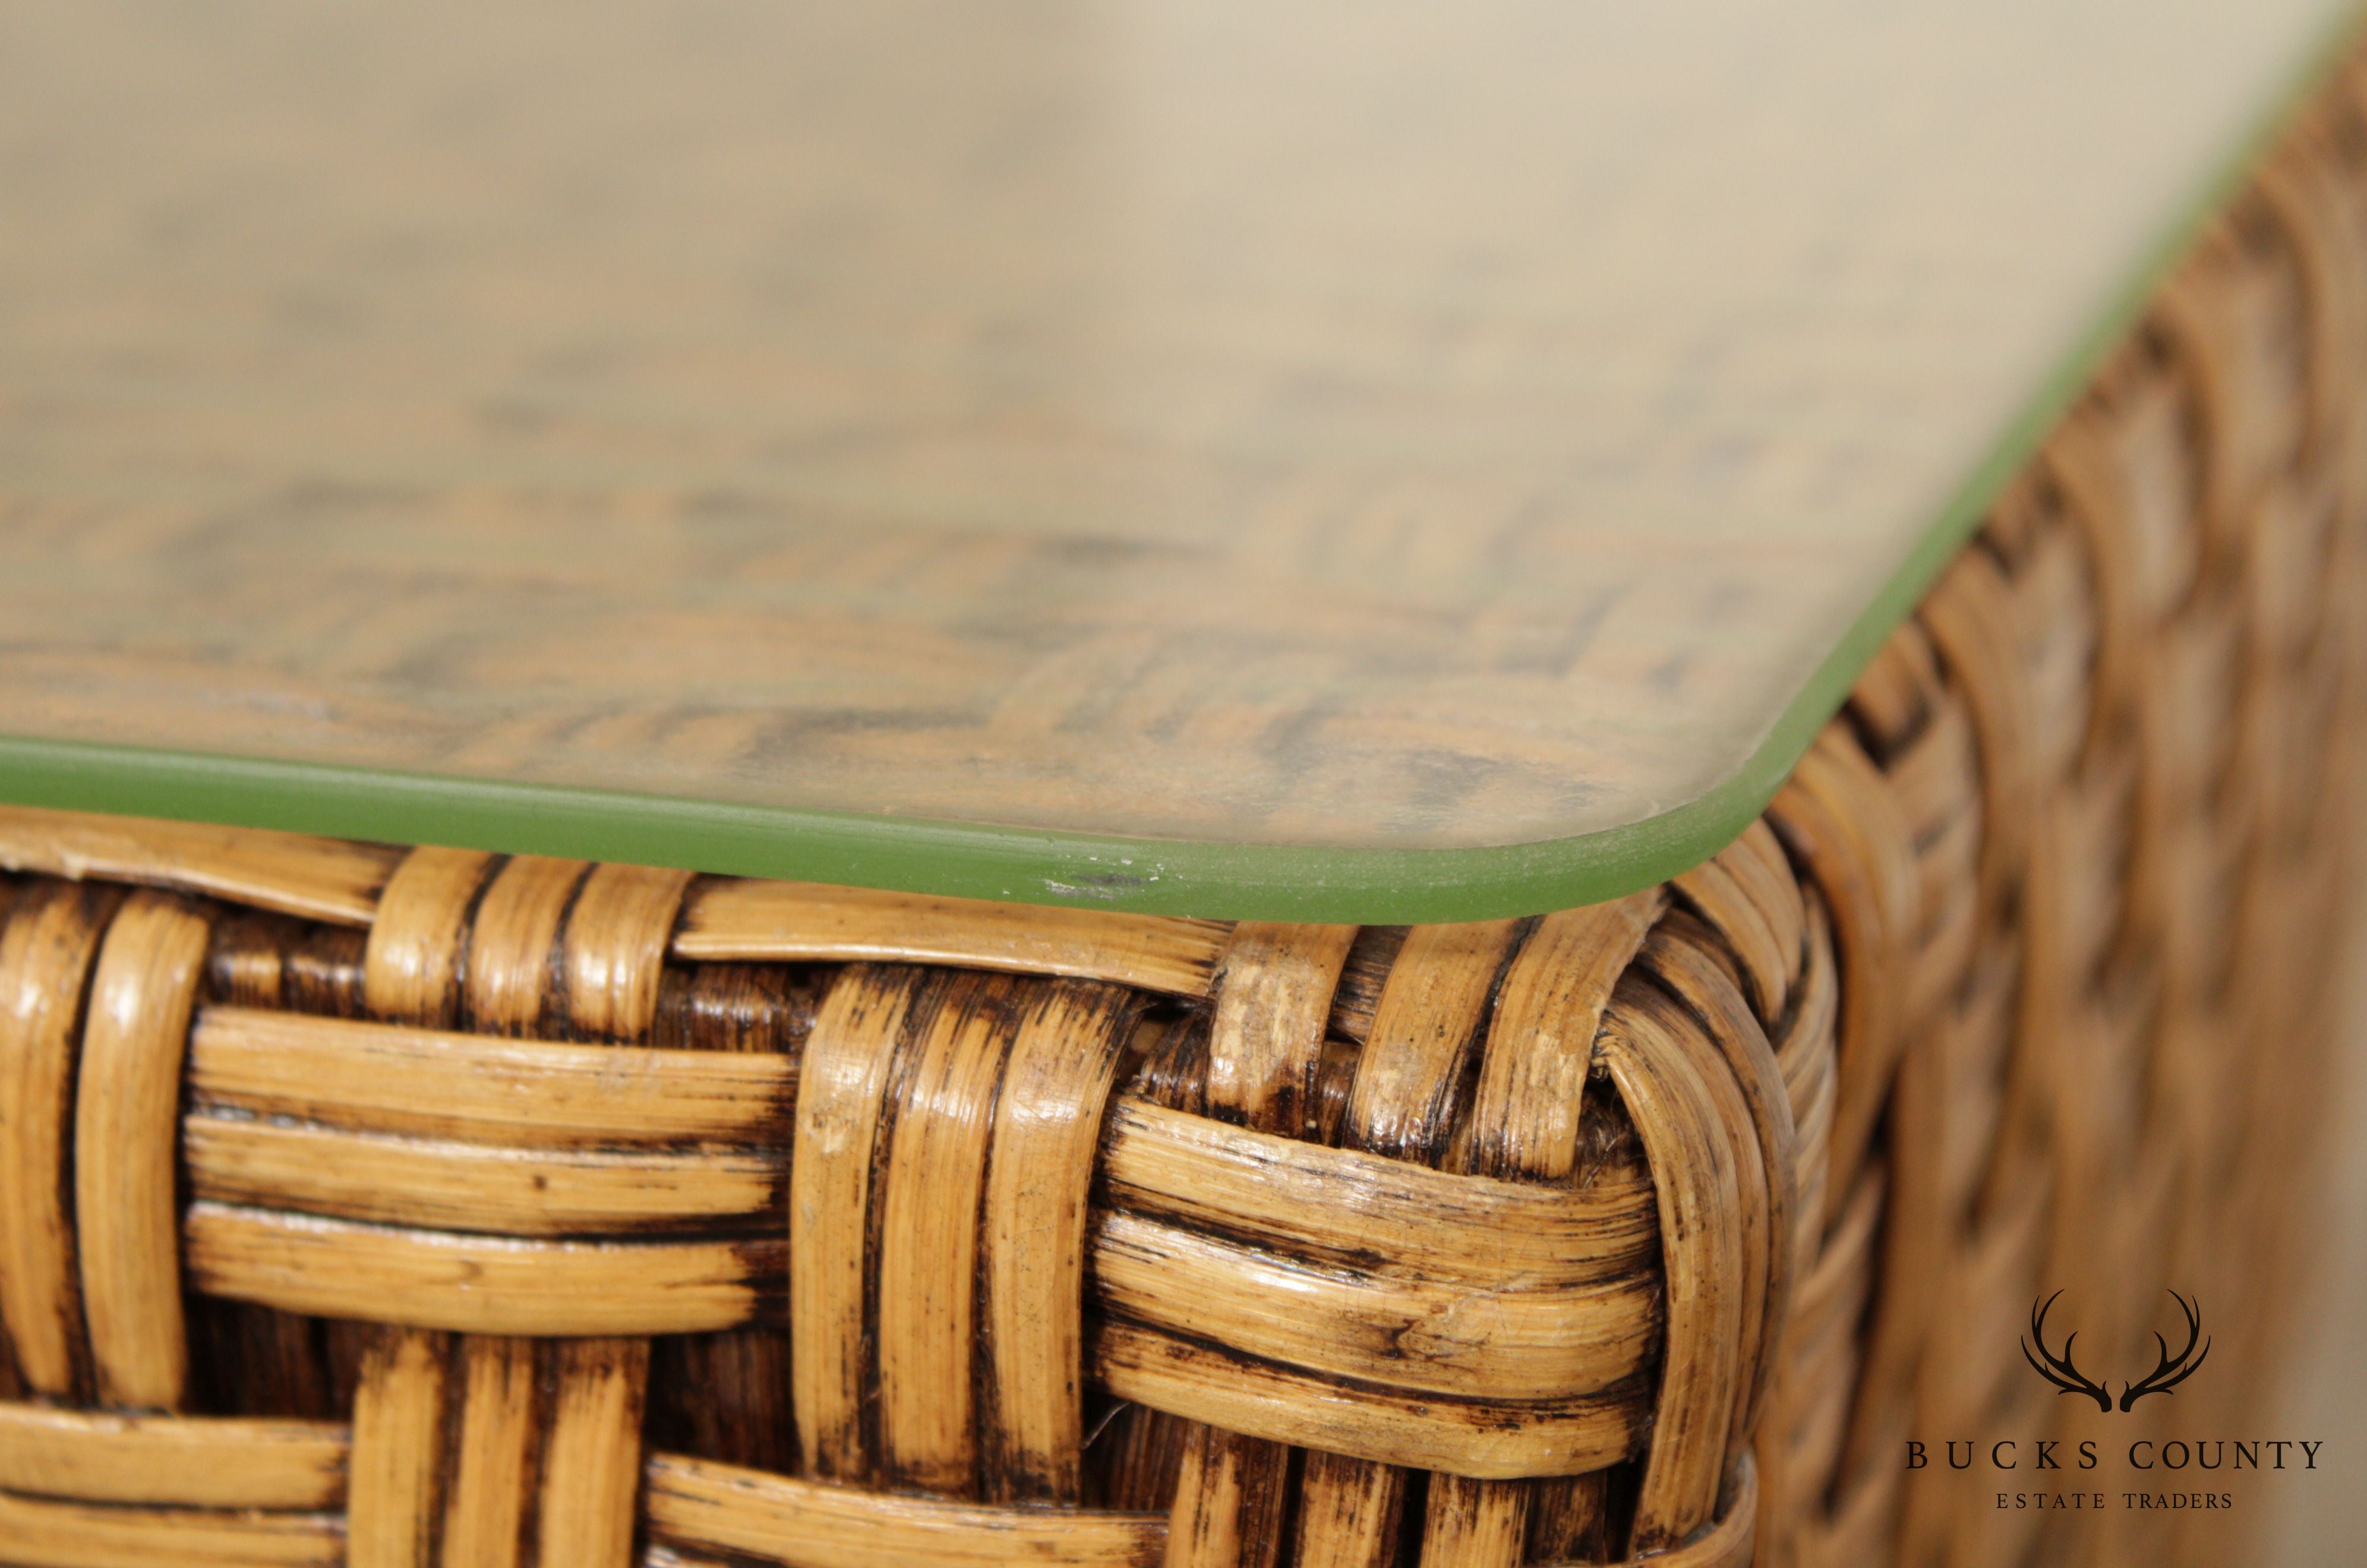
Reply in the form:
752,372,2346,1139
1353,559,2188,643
1,43,2365,1568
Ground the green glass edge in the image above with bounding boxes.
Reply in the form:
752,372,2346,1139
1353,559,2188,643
1,5,2355,925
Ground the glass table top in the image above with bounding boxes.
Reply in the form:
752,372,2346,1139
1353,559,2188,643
0,0,2350,919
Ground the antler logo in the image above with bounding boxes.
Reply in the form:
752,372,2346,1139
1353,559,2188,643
2022,1291,2113,1412
2021,1290,2211,1413
2120,1289,2210,1411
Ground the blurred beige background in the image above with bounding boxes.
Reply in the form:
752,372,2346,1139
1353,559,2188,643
2260,904,2367,1564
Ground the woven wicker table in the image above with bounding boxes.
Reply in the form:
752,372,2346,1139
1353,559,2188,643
1,5,2363,1567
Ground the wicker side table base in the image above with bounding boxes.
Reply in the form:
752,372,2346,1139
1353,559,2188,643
3,46,2367,1568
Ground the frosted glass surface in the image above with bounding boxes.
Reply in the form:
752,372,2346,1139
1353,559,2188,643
0,1,2345,910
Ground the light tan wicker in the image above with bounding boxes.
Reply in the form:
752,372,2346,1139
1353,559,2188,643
3,14,2366,1568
